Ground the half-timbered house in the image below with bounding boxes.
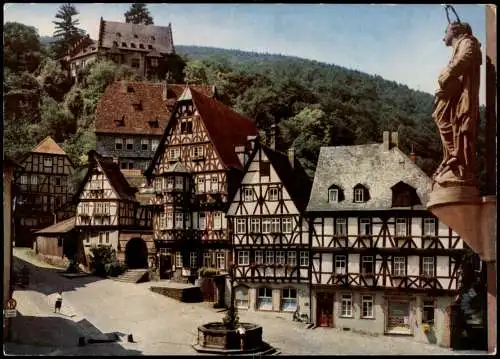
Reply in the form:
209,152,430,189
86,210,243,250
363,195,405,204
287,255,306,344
305,131,464,347
74,151,154,269
95,81,215,171
227,139,312,319
145,86,258,284
60,18,175,82
13,137,75,247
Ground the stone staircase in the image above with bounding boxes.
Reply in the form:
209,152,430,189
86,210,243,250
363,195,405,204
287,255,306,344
113,269,149,283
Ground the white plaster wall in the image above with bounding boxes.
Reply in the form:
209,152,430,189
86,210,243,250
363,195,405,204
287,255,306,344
407,256,419,276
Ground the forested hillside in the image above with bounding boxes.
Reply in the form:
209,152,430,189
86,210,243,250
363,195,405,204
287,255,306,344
4,30,487,193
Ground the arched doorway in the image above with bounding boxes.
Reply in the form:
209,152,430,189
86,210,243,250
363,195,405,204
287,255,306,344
125,238,148,269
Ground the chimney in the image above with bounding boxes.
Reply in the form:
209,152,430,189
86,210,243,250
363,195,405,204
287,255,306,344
391,131,399,148
288,147,295,169
269,124,277,150
410,144,417,162
235,145,247,167
382,131,390,151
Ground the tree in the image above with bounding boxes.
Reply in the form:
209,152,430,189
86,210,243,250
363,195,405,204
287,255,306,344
124,3,154,25
37,59,72,101
4,22,43,73
52,3,86,57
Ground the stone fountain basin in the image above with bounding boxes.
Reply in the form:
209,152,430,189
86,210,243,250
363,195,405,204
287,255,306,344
196,322,263,352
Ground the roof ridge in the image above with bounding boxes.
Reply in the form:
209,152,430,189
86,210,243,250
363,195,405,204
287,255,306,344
31,136,67,155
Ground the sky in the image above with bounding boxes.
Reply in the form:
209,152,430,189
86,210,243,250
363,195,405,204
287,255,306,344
4,3,489,104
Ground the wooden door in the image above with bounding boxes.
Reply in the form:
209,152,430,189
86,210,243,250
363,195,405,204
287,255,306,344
316,292,334,327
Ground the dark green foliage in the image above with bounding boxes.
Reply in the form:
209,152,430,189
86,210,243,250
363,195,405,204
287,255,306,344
124,3,154,25
4,22,43,73
89,246,125,277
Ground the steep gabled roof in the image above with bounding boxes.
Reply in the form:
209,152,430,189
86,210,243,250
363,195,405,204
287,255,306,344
146,86,258,177
35,217,76,235
95,82,215,135
306,143,432,212
74,151,137,201
31,137,67,155
99,19,174,55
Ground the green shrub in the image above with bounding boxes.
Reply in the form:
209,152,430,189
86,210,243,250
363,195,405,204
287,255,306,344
89,246,120,277
199,267,218,278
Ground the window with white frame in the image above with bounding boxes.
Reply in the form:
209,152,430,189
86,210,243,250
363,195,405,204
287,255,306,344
281,288,297,312
422,299,435,324
213,212,222,230
276,251,285,265
257,287,273,310
422,257,435,277
216,252,225,270
271,218,280,233
126,138,134,150
175,176,183,190
44,158,52,167
199,213,206,230
335,255,347,274
115,138,123,150
238,251,250,266
169,147,180,161
203,252,211,267
141,139,149,151
396,218,408,237
31,175,38,185
262,218,271,233
254,250,263,265
250,218,260,233
105,232,110,243
328,188,338,203
210,175,218,192
393,256,406,276
21,175,28,185
268,187,279,201
192,146,204,158
243,188,253,202
361,256,374,275
235,286,249,309
190,252,197,268
175,252,182,267
361,295,374,318
265,251,274,265
336,218,347,235
287,251,297,266
166,212,173,229
196,176,205,193
151,139,159,152
236,218,246,234
360,218,371,235
300,251,309,266
354,188,364,202
340,294,353,317
282,217,293,233
423,218,436,236
167,177,174,189
175,212,184,229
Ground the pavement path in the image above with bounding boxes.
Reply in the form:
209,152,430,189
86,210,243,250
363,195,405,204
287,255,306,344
5,248,488,356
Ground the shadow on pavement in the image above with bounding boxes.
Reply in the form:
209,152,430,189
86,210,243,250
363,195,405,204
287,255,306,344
5,312,143,356
12,256,104,297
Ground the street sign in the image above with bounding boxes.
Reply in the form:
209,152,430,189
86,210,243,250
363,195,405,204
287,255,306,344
5,298,17,310
3,309,17,318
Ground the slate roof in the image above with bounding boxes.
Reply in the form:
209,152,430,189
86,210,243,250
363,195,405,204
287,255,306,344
95,82,214,135
259,143,312,213
35,217,76,235
306,143,432,212
31,137,67,155
146,86,258,176
99,19,174,55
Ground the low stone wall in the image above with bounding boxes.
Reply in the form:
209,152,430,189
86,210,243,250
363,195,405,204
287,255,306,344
150,286,203,303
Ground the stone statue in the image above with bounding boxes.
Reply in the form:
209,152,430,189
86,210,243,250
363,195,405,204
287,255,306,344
432,16,482,187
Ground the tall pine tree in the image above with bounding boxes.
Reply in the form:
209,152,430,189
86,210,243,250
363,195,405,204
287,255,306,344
52,3,86,57
124,3,154,25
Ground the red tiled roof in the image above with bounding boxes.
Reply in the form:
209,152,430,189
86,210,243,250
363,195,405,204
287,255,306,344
190,88,258,170
95,82,214,135
31,137,67,155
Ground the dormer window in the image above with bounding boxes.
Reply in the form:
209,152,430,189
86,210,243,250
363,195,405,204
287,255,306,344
151,36,155,41
116,32,122,37
139,44,145,49
113,41,118,47
329,189,338,202
131,43,136,48
115,116,125,127
353,184,369,203
122,42,127,47
148,44,154,50
134,34,138,39
391,181,421,207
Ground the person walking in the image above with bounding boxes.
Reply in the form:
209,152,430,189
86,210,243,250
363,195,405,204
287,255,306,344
54,291,63,313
